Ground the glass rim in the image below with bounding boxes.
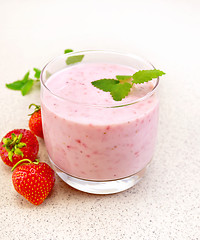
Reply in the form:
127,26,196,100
40,50,159,108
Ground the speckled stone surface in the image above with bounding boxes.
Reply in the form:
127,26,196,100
0,1,200,239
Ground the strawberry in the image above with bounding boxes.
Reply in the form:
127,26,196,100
29,104,43,138
0,129,39,167
12,159,55,205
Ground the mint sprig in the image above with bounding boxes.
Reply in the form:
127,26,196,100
5,48,80,96
116,75,132,81
131,69,165,84
111,82,132,101
91,79,120,92
6,72,30,91
6,68,41,96
33,68,41,80
64,49,73,54
66,54,84,65
21,79,34,96
91,69,165,101
64,49,84,65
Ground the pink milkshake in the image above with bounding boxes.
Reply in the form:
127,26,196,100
40,51,160,194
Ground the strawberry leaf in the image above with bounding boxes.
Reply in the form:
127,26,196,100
17,143,26,148
4,146,10,152
14,148,23,156
91,79,119,92
16,133,22,143
8,151,13,162
3,138,12,145
132,69,165,84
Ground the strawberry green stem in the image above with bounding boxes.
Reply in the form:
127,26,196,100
3,133,26,162
28,104,41,116
11,159,32,171
11,158,39,171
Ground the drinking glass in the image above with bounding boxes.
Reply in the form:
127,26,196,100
40,50,160,194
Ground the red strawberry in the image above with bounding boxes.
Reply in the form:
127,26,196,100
0,129,39,167
29,104,43,138
12,159,55,205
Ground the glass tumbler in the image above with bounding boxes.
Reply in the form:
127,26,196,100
40,50,160,194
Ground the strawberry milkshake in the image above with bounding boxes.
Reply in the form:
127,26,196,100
40,51,160,193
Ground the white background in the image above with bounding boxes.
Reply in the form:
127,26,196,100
0,0,200,239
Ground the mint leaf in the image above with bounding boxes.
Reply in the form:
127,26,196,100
116,75,132,81
64,49,73,54
6,80,27,90
91,79,119,92
33,68,41,79
21,80,34,96
66,55,84,65
91,79,132,101
5,69,42,95
91,69,165,101
22,71,30,82
6,71,30,90
110,83,132,101
132,69,165,84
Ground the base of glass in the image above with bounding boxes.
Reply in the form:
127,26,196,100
50,158,149,194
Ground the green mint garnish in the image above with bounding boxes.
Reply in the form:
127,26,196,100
6,68,41,96
131,69,165,84
21,79,34,96
116,75,132,81
66,54,84,65
64,49,73,54
6,71,30,90
65,48,85,65
5,48,76,95
111,82,132,101
91,79,120,92
91,69,165,101
33,68,41,80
